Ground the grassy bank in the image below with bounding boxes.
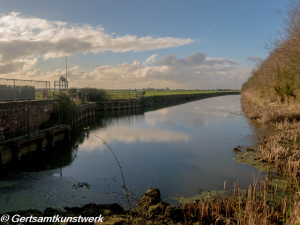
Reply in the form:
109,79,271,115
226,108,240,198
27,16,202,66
143,90,239,96
106,90,240,100
143,91,240,107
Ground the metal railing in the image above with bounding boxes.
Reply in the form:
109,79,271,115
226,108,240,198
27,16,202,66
0,85,35,101
0,78,51,101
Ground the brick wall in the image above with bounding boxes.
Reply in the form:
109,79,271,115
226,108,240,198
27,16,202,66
0,100,55,141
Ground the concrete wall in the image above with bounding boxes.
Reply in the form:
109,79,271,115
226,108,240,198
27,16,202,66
0,100,55,141
96,99,141,111
71,103,96,125
0,125,71,166
0,100,97,166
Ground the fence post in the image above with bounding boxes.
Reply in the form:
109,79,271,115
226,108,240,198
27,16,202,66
57,99,61,128
27,100,30,137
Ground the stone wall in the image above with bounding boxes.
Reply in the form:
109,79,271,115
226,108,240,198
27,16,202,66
0,100,55,141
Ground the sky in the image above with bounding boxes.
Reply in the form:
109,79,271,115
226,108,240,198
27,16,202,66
0,0,288,89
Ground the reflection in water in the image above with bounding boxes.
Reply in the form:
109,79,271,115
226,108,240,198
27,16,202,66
0,95,265,213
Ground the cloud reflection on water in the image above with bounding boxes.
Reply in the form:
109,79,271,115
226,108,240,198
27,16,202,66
79,95,242,151
79,127,190,152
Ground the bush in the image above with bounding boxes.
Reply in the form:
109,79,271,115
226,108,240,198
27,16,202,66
68,87,107,102
53,92,78,124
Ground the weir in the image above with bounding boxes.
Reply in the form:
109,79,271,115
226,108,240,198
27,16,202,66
71,102,96,125
0,125,71,166
0,100,96,166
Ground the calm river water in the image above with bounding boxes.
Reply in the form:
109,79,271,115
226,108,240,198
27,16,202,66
0,95,264,213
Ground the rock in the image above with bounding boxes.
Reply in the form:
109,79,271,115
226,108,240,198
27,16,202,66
145,201,169,219
164,206,183,221
137,188,161,208
148,204,162,217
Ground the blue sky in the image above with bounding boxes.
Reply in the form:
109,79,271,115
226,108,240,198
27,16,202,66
0,0,288,89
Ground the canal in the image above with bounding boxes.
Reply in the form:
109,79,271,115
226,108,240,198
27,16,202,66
0,95,265,212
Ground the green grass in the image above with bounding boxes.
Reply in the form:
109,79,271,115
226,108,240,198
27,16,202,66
143,90,239,96
105,90,240,99
35,90,55,99
105,91,143,99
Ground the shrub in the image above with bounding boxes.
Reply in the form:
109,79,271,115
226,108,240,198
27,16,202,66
68,87,107,102
52,92,78,124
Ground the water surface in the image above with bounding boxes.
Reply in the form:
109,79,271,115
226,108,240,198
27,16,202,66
0,95,263,212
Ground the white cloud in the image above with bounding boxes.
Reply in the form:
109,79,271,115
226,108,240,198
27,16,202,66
0,12,249,89
0,57,38,74
0,12,193,75
18,52,251,89
143,54,157,65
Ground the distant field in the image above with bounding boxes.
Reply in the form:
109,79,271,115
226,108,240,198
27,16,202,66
105,90,240,99
35,90,55,99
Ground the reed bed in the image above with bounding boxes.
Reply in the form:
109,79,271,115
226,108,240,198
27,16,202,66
127,173,300,224
224,120,300,224
171,177,300,224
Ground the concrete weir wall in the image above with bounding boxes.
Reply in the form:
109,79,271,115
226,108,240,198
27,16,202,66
96,99,141,111
0,101,96,166
72,102,96,124
0,125,71,166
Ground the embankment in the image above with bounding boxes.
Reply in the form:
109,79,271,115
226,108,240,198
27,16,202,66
142,91,240,107
241,91,300,123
